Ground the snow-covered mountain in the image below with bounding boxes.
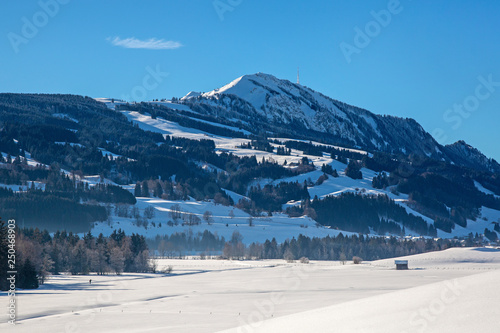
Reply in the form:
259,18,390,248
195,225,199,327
181,73,499,172
182,73,440,155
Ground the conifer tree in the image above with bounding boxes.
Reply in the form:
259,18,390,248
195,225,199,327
142,181,149,197
18,258,39,289
134,182,142,197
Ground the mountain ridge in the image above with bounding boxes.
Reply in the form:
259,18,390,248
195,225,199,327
180,72,499,172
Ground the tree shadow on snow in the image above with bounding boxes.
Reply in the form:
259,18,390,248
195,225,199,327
472,247,500,253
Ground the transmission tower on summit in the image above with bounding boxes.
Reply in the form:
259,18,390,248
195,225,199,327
297,67,300,85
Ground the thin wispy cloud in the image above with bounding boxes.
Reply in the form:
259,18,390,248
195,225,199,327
107,37,183,50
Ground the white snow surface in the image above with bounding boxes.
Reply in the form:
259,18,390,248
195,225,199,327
474,180,500,199
2,247,500,333
181,91,202,100
52,113,79,123
98,148,136,161
55,142,85,148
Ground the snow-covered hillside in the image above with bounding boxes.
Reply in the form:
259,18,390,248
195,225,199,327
92,196,357,246
1,90,499,243
77,101,500,241
2,91,499,242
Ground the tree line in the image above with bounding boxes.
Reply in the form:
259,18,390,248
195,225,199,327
145,229,462,262
0,226,152,290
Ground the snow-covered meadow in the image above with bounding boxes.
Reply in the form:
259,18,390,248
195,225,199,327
2,247,499,332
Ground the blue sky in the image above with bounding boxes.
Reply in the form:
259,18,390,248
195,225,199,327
2,0,500,160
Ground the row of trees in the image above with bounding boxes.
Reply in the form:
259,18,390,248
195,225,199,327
240,233,459,261
145,230,462,262
148,230,226,257
0,227,152,290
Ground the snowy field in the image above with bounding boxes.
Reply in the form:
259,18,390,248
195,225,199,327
2,247,500,332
